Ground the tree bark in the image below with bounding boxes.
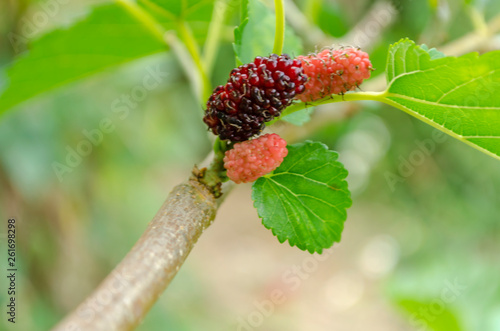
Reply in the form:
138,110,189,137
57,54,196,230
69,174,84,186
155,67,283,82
52,178,217,331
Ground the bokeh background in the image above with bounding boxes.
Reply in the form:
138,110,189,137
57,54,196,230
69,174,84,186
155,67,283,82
1,0,499,330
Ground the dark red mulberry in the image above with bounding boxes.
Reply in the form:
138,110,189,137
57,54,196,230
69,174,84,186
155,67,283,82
203,54,307,142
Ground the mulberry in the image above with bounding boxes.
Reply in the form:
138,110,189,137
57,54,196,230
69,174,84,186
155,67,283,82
297,47,373,102
203,54,307,142
223,133,288,184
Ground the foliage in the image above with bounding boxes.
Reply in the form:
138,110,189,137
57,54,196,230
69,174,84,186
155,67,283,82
252,141,351,253
0,2,167,114
381,39,500,160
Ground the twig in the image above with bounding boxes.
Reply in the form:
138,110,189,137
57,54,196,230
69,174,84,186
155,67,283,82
52,178,217,331
338,1,397,50
203,0,234,75
284,0,328,48
440,14,500,55
176,21,213,102
165,31,206,108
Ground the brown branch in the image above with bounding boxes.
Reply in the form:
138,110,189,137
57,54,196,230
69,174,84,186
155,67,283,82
52,178,217,331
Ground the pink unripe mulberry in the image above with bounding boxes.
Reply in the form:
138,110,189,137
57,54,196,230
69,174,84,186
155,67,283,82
223,133,288,184
297,47,373,102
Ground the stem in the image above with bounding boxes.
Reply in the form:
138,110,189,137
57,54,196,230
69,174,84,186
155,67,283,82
467,5,488,37
165,32,205,104
270,91,385,125
203,0,232,75
439,13,500,55
115,0,166,44
177,21,213,103
52,179,218,331
273,0,285,54
284,0,328,48
139,0,213,104
206,138,229,186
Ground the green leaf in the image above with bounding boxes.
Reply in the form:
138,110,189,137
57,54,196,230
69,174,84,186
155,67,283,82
0,2,167,115
139,0,215,22
233,0,302,64
252,141,352,253
240,0,249,21
381,38,500,161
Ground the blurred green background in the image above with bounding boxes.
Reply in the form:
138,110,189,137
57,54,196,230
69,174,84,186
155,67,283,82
0,0,499,330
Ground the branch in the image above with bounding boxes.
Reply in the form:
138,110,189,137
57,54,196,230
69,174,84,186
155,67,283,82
165,31,206,106
284,0,396,51
283,0,329,48
439,13,500,55
52,178,218,331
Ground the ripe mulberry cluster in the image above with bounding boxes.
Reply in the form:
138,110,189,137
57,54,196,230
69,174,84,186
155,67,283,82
297,47,373,102
203,54,307,142
223,133,288,184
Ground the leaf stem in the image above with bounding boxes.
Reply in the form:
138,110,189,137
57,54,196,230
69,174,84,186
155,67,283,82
115,0,166,44
177,21,213,103
203,0,232,75
270,91,385,125
209,138,229,182
273,0,285,54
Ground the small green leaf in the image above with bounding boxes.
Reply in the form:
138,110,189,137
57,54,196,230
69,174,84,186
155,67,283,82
0,3,167,115
382,38,500,160
252,141,352,253
233,0,302,64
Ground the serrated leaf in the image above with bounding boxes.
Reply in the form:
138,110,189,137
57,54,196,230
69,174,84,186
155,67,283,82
240,0,249,20
382,38,500,160
0,3,167,115
252,141,352,253
233,0,303,64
